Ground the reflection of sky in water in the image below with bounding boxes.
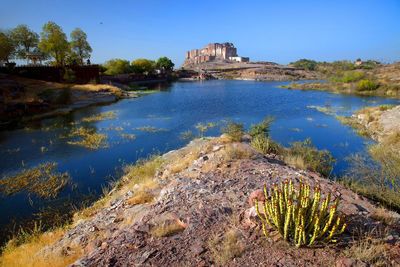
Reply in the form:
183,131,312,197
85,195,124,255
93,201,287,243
0,80,398,227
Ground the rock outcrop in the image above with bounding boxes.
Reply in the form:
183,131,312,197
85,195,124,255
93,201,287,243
35,136,400,266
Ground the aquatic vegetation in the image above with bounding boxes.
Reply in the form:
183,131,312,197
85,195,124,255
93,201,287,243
180,130,194,141
254,179,346,247
134,126,169,133
81,111,116,123
7,148,20,154
195,122,219,137
40,146,47,153
307,105,336,116
119,133,136,140
0,162,70,199
306,117,314,122
288,128,303,132
65,127,108,150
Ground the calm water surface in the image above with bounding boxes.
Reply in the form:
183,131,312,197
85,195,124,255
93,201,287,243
0,80,398,233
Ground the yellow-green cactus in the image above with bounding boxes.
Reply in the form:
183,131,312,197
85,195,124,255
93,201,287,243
254,179,346,247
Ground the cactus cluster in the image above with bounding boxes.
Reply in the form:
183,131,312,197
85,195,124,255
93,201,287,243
254,179,346,247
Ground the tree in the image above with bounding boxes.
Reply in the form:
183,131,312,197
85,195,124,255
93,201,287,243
156,57,174,71
0,31,15,63
70,28,92,65
10,25,39,62
38,22,69,66
131,58,156,74
103,59,132,74
291,59,317,71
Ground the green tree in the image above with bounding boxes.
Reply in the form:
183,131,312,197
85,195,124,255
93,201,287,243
0,31,15,63
38,22,69,66
156,57,174,71
291,59,317,71
103,59,132,74
10,25,39,62
131,58,156,74
70,28,92,65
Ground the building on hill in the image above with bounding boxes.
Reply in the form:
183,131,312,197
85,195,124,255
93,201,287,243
184,43,249,65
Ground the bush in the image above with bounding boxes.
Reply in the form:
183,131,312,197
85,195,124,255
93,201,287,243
251,135,281,155
254,179,346,247
342,71,365,83
131,58,156,74
248,116,274,138
284,138,336,176
357,80,379,91
291,59,317,71
220,119,245,142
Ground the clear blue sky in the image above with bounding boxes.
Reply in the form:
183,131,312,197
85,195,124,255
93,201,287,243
1,0,399,66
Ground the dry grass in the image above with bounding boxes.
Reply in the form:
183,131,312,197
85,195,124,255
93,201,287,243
220,143,257,162
0,228,84,267
344,233,390,265
151,220,186,237
169,145,203,175
125,190,154,205
207,230,243,265
370,207,398,226
283,154,307,170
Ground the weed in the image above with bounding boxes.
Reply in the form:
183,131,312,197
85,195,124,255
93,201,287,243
251,135,282,154
81,111,116,122
207,230,243,264
344,233,390,265
248,116,274,138
151,220,186,237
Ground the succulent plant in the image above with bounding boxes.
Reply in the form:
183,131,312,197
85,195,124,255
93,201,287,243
254,179,346,247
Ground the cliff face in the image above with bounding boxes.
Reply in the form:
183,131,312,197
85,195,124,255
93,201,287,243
184,43,249,66
32,136,400,266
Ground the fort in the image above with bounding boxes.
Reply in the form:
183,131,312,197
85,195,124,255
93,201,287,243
184,42,249,66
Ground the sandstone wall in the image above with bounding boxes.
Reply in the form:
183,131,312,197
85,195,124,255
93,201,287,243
184,42,239,66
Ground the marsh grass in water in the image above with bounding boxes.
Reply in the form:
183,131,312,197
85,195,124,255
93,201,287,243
0,162,70,199
64,127,108,150
81,111,116,123
134,126,169,133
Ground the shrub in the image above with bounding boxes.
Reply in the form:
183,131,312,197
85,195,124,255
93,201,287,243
251,135,281,154
248,116,274,138
254,179,346,247
103,58,132,74
291,59,317,71
284,138,336,177
357,80,379,91
342,71,365,83
220,119,245,142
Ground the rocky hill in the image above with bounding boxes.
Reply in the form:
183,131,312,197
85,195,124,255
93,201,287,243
2,135,400,266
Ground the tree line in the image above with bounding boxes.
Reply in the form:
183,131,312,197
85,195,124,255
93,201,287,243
0,22,92,66
101,57,175,75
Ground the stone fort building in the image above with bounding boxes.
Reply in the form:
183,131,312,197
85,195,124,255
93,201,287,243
184,43,249,65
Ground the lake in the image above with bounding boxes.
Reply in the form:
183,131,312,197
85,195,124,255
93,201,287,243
0,80,398,240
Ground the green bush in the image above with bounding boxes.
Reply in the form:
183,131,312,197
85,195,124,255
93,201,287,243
342,71,365,83
254,179,346,247
251,135,281,154
248,116,274,138
220,119,245,142
285,138,336,176
291,59,317,71
357,80,379,91
103,59,132,74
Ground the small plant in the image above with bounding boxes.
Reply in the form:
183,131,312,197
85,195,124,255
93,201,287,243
251,135,281,154
220,119,245,142
254,179,346,247
357,79,379,91
248,116,274,138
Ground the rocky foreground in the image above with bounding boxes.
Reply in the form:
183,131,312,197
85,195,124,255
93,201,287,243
37,137,400,266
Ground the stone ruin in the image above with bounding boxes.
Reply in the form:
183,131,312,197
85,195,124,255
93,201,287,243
184,42,249,66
